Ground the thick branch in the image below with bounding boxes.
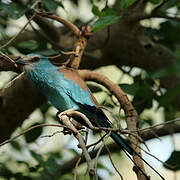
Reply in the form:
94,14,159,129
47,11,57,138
0,55,20,72
0,73,46,142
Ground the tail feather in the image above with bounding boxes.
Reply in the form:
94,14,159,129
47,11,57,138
78,104,134,154
111,132,133,155
69,104,165,179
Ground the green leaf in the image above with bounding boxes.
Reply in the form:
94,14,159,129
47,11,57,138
160,0,178,11
30,151,59,174
0,2,27,19
120,83,139,95
100,8,118,17
164,151,180,171
45,155,59,173
87,84,102,93
155,21,180,50
41,0,59,13
40,103,51,114
132,80,155,114
92,6,118,18
14,173,33,180
150,0,163,4
92,5,101,17
120,0,137,10
35,49,59,56
24,123,43,143
92,15,120,32
30,151,46,167
70,0,78,5
151,67,174,79
10,141,21,151
157,84,180,106
0,163,13,178
17,41,39,50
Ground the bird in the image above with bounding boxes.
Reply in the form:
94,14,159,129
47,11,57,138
16,53,133,155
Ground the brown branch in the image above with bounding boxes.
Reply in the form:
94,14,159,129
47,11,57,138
139,117,180,132
0,123,66,147
66,26,93,69
58,114,95,180
0,13,37,50
56,121,180,177
38,12,81,37
73,156,82,180
62,110,144,143
102,133,123,180
79,69,147,179
14,0,61,43
0,52,18,70
37,12,93,69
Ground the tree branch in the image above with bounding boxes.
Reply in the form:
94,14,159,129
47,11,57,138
56,121,180,177
59,113,95,180
0,73,46,142
79,70,147,179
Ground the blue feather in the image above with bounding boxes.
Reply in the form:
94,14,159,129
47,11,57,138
22,54,133,154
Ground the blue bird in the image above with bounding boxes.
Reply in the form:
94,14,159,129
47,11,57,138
16,54,133,155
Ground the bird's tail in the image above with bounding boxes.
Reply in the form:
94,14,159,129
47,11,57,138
81,105,134,154
95,111,165,179
110,131,133,155
77,105,165,179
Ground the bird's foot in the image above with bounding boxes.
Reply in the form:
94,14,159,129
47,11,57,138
56,108,75,123
56,109,84,135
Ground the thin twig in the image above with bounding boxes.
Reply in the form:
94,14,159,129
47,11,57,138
37,12,81,37
30,0,41,9
0,13,37,50
152,0,168,14
94,143,105,180
139,117,180,132
59,114,95,180
103,138,123,180
86,133,109,149
64,110,144,143
73,156,82,180
140,145,174,169
0,51,17,68
85,128,89,145
0,123,66,147
40,130,62,138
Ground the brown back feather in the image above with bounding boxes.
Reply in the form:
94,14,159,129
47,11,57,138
59,68,99,106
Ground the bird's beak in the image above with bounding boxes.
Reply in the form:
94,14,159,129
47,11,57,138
15,58,30,66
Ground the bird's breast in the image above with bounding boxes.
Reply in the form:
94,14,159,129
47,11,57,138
27,69,76,111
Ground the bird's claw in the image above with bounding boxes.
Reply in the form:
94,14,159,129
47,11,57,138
56,109,84,134
56,109,75,124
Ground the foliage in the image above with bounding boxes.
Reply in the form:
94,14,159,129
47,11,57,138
164,151,180,171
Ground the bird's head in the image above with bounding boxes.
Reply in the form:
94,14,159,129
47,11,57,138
16,53,53,72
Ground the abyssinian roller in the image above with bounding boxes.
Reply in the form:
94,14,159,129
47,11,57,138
16,54,133,155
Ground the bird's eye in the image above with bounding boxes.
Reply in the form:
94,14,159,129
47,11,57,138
30,57,40,63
